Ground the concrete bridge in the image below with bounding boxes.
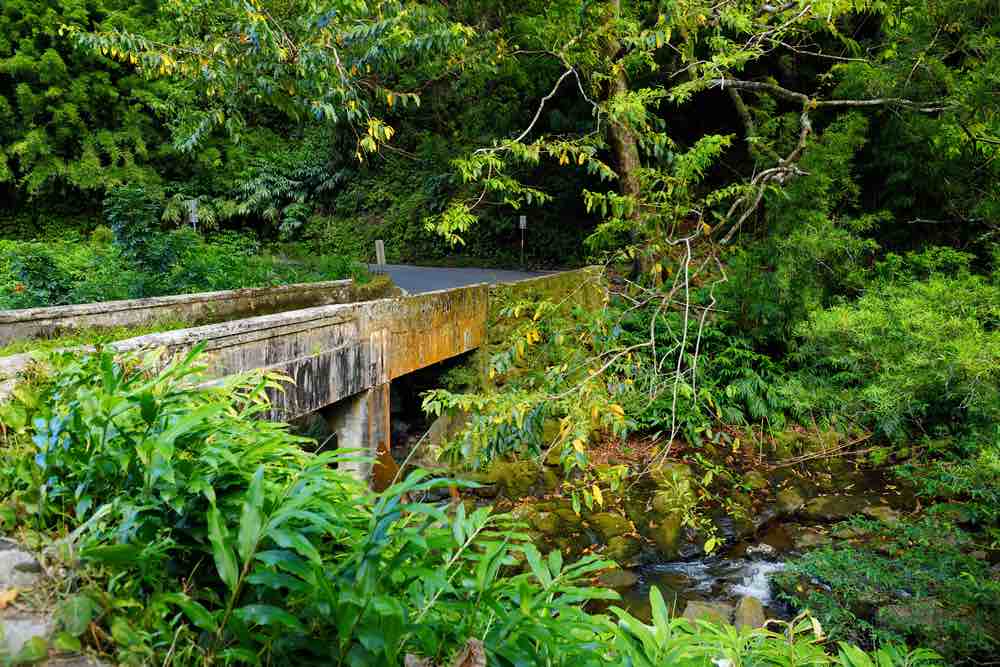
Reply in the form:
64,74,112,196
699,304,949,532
0,267,603,480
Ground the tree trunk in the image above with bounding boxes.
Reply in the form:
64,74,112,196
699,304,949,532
605,0,647,279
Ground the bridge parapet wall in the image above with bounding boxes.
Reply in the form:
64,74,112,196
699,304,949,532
0,268,600,421
0,276,399,347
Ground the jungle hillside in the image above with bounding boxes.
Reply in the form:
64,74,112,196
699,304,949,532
1,1,999,666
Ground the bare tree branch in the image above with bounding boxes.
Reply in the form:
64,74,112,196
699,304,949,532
710,78,950,112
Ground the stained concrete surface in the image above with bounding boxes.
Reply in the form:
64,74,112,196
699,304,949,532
371,264,545,294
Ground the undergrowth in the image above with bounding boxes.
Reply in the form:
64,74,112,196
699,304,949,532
0,347,940,666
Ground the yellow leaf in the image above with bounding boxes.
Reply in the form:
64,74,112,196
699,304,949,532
0,589,19,609
701,222,712,235
572,438,585,454
592,484,603,507
577,152,586,165
386,92,395,106
591,405,599,420
609,404,625,418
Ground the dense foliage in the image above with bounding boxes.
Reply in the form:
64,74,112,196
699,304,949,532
2,0,999,664
0,349,939,666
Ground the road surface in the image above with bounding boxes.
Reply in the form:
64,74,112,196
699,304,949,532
372,264,544,294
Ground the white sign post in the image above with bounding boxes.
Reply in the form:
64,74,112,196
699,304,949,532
519,215,527,268
375,239,386,272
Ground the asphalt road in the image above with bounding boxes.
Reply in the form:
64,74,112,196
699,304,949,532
371,264,544,294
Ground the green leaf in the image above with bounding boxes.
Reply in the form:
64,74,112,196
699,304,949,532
156,593,218,632
80,544,141,565
52,631,82,653
208,503,239,591
13,636,48,664
57,594,96,636
110,616,142,648
238,466,266,562
235,604,305,632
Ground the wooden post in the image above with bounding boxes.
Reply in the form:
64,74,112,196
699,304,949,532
375,239,386,272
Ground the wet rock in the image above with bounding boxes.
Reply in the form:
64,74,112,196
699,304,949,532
487,460,541,498
744,470,769,492
734,596,766,630
650,514,684,559
598,568,639,589
877,600,943,634
472,483,499,499
931,502,976,524
802,495,870,521
530,512,563,536
553,506,584,529
650,462,693,487
682,600,734,625
792,527,833,550
831,524,873,540
862,505,900,525
745,543,778,561
651,491,679,515
713,514,754,544
776,487,807,515
589,512,633,541
606,535,642,563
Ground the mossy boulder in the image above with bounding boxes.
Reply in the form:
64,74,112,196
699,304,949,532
650,461,693,487
650,513,684,559
651,491,681,515
682,601,733,625
744,470,769,492
487,460,542,498
802,495,871,521
589,512,633,541
553,505,585,529
776,486,807,515
605,535,642,563
530,511,563,536
734,596,766,630
597,568,639,589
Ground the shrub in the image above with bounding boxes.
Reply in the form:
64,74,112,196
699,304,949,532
792,271,1000,438
776,517,999,663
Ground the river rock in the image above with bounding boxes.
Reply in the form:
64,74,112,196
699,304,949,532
597,568,639,589
682,601,734,625
745,543,778,561
553,505,585,529
650,514,684,558
776,486,807,515
792,527,833,550
651,491,679,515
876,600,942,633
650,462,693,487
931,502,976,524
802,495,870,521
606,535,642,563
487,460,541,497
530,511,562,536
734,596,766,630
744,470,769,492
589,512,633,541
862,505,900,525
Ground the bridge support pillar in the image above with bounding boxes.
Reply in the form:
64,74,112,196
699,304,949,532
321,383,392,485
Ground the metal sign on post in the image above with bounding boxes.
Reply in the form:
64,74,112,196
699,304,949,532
375,239,386,273
519,215,527,268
